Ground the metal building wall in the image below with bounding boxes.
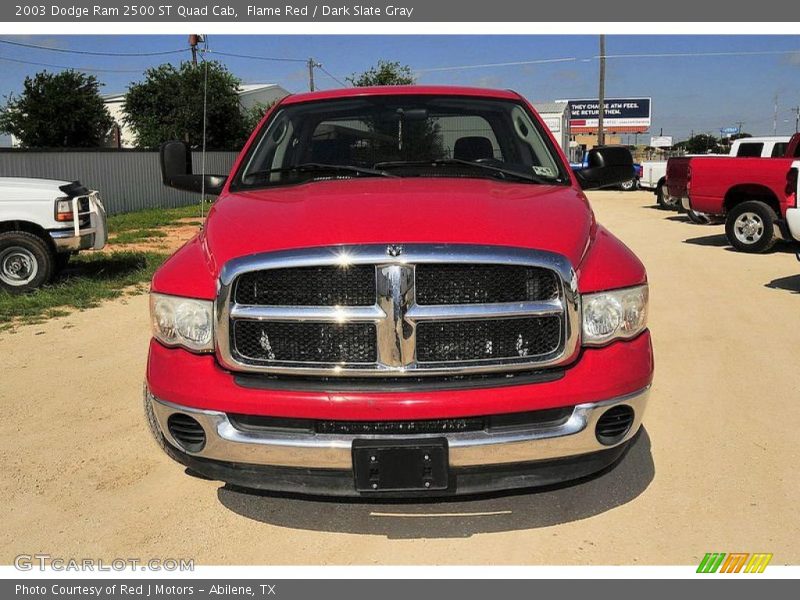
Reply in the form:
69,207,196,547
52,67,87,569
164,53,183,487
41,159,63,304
0,150,239,215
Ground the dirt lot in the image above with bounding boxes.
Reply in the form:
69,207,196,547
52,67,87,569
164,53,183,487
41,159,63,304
2,190,799,565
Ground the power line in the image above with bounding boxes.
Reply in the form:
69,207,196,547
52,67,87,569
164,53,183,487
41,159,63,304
0,54,144,73
0,38,186,57
207,49,308,63
598,49,800,60
318,64,347,88
415,57,576,73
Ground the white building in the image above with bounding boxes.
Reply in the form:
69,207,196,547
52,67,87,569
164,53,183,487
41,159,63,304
532,101,575,160
103,82,290,148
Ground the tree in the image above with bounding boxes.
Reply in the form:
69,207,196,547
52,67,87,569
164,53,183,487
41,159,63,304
0,70,113,147
346,60,415,87
680,134,721,154
241,101,277,138
123,61,246,149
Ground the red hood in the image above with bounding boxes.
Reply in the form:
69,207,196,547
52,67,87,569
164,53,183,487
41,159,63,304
201,178,595,276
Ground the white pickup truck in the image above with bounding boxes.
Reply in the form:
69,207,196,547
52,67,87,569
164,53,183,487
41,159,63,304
0,178,107,292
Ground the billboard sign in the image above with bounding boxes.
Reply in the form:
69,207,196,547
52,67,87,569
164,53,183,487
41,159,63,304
720,126,740,136
650,135,673,148
566,98,651,131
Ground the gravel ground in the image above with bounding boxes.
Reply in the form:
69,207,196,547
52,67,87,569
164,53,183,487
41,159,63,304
1,190,798,565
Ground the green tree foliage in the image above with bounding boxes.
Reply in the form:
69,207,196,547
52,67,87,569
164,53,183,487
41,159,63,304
346,60,415,87
678,134,721,154
123,61,246,149
0,70,113,148
241,101,277,138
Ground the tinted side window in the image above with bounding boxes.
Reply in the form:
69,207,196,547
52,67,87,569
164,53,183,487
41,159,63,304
771,143,788,157
736,143,763,157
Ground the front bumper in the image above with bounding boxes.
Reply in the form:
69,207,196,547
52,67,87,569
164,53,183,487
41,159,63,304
144,385,649,496
48,193,108,252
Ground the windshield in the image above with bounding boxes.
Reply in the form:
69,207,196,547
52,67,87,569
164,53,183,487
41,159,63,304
232,95,569,189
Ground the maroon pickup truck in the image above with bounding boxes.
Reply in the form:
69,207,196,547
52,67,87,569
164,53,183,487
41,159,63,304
668,134,800,251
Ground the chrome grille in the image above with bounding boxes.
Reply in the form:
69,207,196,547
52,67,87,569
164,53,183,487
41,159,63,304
415,317,562,363
216,244,580,377
415,264,559,305
233,321,377,364
234,265,376,306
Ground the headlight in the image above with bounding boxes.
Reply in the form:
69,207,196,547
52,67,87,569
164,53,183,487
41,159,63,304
150,293,214,352
582,284,648,346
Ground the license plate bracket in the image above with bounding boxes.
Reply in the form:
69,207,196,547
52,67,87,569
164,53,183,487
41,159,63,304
352,438,449,492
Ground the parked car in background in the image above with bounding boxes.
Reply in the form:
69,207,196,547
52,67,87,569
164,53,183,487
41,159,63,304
145,86,652,497
682,136,800,252
0,178,107,292
666,135,795,223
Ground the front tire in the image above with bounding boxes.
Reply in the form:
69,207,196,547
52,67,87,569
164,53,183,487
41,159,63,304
725,201,778,253
656,182,672,209
0,231,54,293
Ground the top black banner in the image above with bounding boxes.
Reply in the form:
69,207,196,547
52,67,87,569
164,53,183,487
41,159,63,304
1,1,793,22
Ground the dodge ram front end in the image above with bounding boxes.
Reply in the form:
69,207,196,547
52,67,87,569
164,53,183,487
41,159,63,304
144,86,653,497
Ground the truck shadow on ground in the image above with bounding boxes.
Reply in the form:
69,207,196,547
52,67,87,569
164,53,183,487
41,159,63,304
683,234,798,254
215,429,654,539
683,233,729,247
55,253,152,282
766,274,800,293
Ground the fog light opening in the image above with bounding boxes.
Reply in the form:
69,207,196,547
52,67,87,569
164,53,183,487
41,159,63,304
167,413,206,452
595,405,635,446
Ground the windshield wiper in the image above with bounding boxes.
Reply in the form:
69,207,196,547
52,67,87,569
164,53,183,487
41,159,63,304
245,162,398,180
374,158,556,184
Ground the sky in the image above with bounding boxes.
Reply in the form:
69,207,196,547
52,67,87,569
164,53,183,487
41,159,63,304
0,34,799,142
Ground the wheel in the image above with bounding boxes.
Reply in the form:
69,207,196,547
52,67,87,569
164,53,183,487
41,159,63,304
686,209,711,225
0,231,54,293
620,178,637,191
725,201,778,253
656,182,671,209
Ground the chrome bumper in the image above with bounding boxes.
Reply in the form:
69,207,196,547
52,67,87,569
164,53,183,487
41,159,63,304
145,386,649,469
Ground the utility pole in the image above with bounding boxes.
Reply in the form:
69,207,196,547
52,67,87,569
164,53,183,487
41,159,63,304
189,34,201,65
597,34,606,147
307,58,321,92
792,106,800,134
736,121,745,136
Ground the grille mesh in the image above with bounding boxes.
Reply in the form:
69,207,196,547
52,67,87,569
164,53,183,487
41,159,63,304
234,320,377,364
416,317,561,363
415,264,559,305
234,265,376,306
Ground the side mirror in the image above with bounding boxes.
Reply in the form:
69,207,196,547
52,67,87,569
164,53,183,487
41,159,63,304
574,146,634,190
159,141,227,196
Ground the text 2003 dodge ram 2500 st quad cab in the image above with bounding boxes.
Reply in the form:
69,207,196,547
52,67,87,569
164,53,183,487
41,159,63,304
144,86,653,497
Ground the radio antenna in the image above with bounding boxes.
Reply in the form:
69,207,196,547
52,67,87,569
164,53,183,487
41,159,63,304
199,35,209,227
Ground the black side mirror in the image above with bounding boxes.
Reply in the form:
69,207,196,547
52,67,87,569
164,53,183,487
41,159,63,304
159,141,227,196
574,146,634,190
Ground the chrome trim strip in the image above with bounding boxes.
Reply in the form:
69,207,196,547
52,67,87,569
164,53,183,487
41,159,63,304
215,244,581,377
230,305,386,322
406,299,563,321
146,386,649,469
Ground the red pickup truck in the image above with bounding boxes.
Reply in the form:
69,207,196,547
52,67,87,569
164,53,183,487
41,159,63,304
144,86,653,497
677,133,800,252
